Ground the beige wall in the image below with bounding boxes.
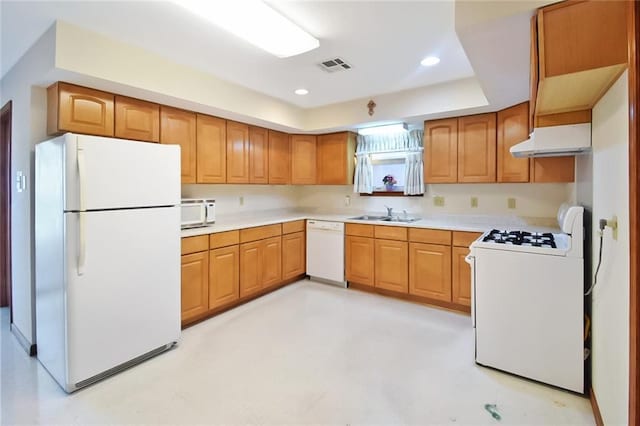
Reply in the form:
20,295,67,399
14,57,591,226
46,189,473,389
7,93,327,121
587,71,630,425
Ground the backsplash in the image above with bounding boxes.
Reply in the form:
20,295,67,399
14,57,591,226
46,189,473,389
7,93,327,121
183,182,575,219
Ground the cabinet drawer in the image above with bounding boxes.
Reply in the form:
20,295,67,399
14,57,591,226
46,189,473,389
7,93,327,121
374,226,407,241
345,223,374,237
240,224,282,243
181,235,209,255
282,220,305,235
408,228,452,245
452,231,483,248
210,230,240,249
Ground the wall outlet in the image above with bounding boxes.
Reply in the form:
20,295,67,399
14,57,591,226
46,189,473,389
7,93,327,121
433,196,445,207
470,197,478,208
344,195,351,207
507,197,516,209
239,196,244,206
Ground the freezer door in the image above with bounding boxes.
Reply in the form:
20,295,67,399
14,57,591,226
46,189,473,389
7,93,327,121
62,134,180,211
64,206,180,388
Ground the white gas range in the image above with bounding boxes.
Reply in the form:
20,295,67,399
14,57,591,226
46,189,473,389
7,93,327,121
466,204,585,393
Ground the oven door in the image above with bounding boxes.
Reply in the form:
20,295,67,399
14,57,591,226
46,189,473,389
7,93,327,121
181,203,205,228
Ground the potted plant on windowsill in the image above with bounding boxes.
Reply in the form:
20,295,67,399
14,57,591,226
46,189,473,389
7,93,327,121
382,174,397,191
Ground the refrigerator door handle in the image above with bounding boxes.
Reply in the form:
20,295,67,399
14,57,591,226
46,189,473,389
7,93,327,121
77,148,86,275
465,254,476,328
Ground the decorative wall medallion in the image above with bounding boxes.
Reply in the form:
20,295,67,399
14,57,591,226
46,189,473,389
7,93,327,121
367,100,376,116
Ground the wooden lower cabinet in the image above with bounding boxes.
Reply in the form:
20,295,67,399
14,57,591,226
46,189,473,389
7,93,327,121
261,236,282,288
282,232,305,280
374,239,408,293
209,245,240,309
181,251,209,322
409,243,452,301
452,246,472,307
240,241,262,298
346,236,375,287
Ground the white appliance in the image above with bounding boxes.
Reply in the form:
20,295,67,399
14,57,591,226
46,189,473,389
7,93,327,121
181,198,216,229
466,204,584,393
510,123,591,158
35,133,181,393
306,220,346,287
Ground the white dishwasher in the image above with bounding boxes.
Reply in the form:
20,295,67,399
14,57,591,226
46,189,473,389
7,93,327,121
306,220,346,287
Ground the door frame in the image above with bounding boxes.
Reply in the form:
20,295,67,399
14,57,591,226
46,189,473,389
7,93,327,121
0,101,11,319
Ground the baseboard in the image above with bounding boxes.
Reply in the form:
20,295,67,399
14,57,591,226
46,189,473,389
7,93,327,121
10,323,36,356
589,386,604,426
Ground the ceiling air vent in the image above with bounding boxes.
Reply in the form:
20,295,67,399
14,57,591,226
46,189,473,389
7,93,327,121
318,57,352,73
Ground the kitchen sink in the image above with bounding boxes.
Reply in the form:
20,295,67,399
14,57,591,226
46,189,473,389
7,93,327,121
348,215,421,223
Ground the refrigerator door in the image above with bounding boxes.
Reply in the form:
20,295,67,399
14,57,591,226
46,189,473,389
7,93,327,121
64,206,180,389
62,134,180,211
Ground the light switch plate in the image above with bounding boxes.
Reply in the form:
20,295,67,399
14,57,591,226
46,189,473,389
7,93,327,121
471,197,478,208
507,197,516,209
433,196,445,207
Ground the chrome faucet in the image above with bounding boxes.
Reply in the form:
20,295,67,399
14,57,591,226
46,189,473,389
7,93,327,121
385,205,393,217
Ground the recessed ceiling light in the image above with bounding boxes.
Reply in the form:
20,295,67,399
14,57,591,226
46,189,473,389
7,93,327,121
174,0,320,58
420,56,440,67
294,89,309,95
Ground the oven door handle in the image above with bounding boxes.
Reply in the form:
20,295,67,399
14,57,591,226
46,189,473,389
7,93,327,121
465,254,476,328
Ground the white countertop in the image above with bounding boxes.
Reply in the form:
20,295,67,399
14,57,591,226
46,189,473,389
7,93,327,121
181,209,561,238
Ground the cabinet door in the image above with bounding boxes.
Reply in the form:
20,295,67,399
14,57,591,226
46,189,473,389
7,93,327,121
497,102,530,183
282,232,305,280
424,118,458,183
374,239,408,293
452,246,472,307
531,156,575,183
268,130,290,184
291,135,317,184
226,120,250,184
457,113,496,183
181,251,209,322
249,126,269,184
209,245,239,309
345,236,374,287
197,114,226,183
261,236,282,288
240,241,262,298
49,82,114,137
114,95,159,142
160,106,197,184
317,132,356,185
409,243,452,301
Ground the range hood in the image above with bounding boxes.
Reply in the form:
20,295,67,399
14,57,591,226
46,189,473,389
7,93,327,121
510,123,591,158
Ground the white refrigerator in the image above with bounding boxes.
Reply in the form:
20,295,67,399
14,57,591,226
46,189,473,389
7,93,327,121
35,133,181,393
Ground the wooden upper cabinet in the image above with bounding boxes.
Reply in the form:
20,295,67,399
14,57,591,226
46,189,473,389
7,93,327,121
196,114,226,184
160,106,197,184
291,134,317,185
408,242,452,302
531,156,575,183
114,96,159,142
529,15,539,133
533,0,627,116
424,118,458,183
249,126,269,184
497,102,530,183
47,82,114,137
457,113,496,183
268,130,290,184
181,251,209,323
374,239,408,293
226,121,250,184
316,132,356,185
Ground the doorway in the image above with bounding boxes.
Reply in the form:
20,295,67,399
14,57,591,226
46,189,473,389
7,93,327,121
1,101,11,320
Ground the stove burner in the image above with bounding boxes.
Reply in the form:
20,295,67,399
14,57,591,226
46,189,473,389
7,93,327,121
483,229,556,248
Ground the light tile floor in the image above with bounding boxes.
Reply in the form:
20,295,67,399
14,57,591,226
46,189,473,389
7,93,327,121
1,280,594,425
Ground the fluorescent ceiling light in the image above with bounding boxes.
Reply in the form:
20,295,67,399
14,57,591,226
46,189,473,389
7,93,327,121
420,56,440,66
294,88,309,95
174,0,320,58
358,123,408,136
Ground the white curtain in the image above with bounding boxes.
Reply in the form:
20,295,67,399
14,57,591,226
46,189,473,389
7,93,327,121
404,151,424,195
354,154,373,194
353,129,425,195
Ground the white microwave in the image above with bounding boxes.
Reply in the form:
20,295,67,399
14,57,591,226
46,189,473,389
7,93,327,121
181,199,215,229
